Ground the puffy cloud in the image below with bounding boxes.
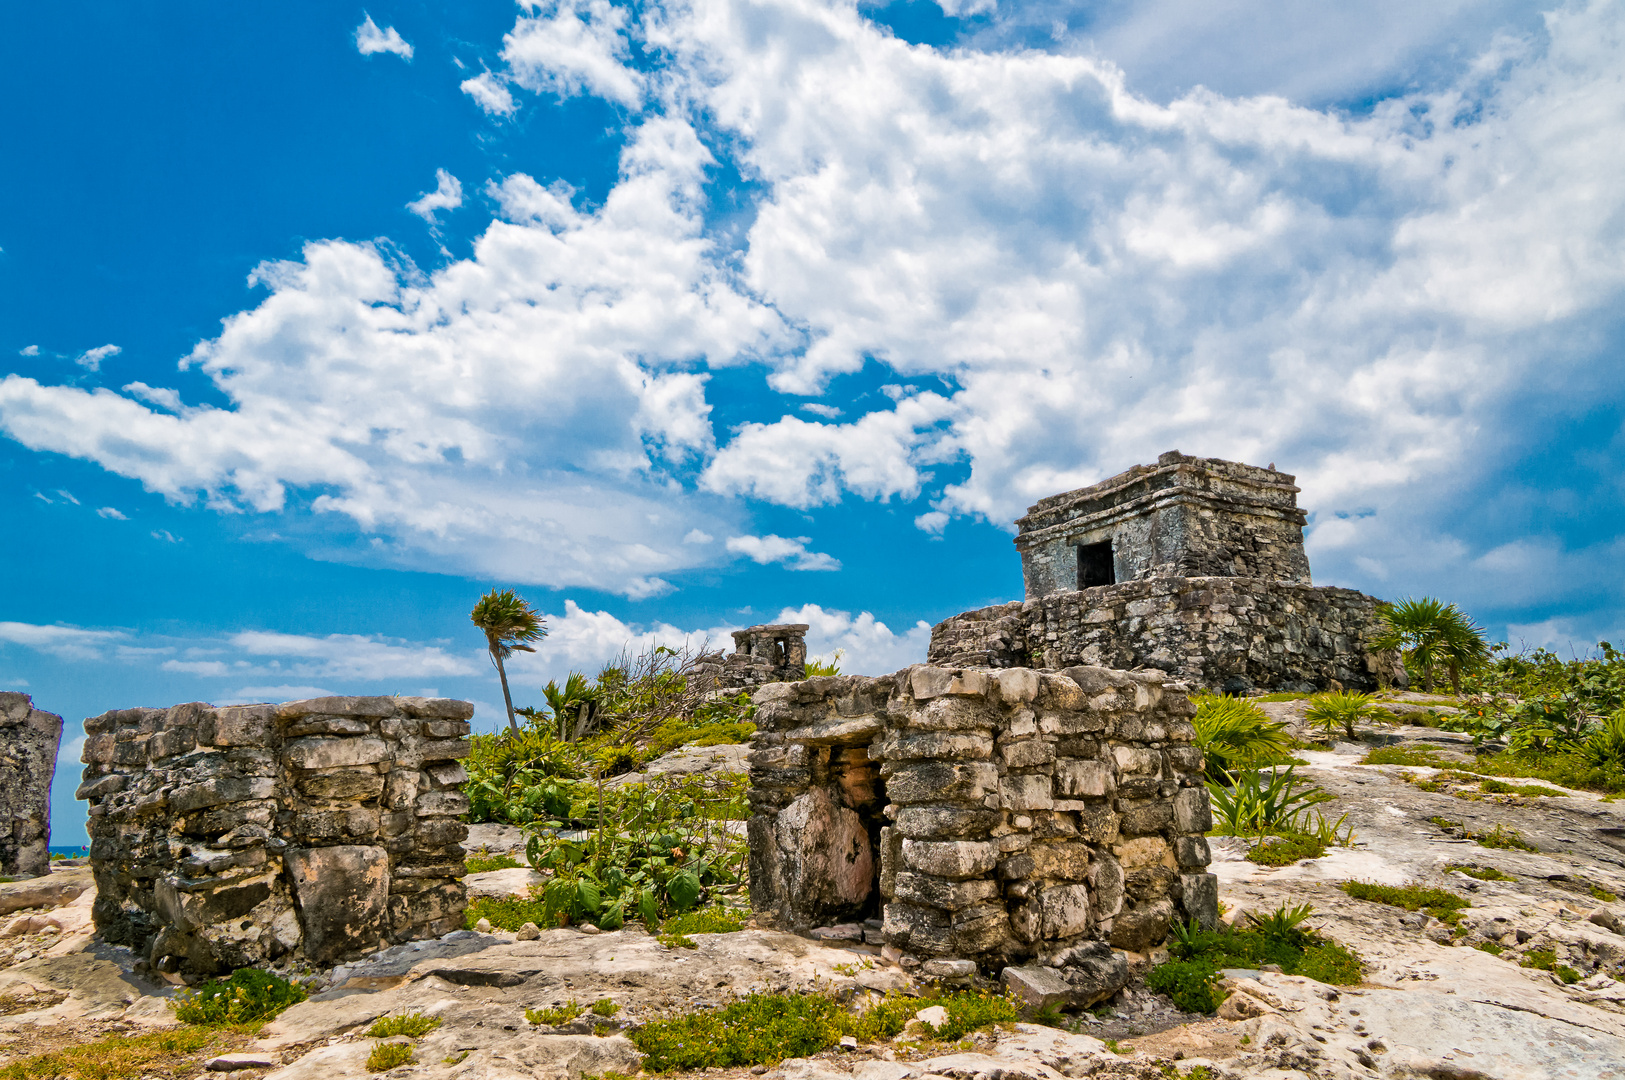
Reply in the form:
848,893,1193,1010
501,0,645,108
406,169,464,224
774,603,932,675
724,533,840,570
18,346,38,357
221,685,339,705
355,15,413,60
461,72,517,116
74,344,119,371
0,622,125,660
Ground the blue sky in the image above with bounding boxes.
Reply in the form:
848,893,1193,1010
4,0,1623,847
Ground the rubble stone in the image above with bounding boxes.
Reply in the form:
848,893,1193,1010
0,693,62,878
78,695,471,978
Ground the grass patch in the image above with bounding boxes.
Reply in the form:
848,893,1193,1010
1246,833,1327,866
1360,746,1449,767
629,990,1016,1071
527,1000,584,1025
656,932,697,949
1467,749,1625,795
1341,881,1469,924
592,998,621,1017
1154,904,1362,1013
660,907,744,935
464,852,523,874
1519,949,1582,984
1593,885,1619,902
1479,779,1568,797
172,967,307,1026
367,1042,413,1072
1475,824,1539,852
1446,864,1515,881
0,1028,222,1080
466,894,551,931
365,1013,442,1038
1475,941,1504,955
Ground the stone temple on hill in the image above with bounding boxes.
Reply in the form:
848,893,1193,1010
928,451,1397,693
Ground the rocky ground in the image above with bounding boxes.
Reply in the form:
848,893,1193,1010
3,723,1625,1080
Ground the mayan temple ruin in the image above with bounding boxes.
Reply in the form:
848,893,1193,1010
928,451,1397,693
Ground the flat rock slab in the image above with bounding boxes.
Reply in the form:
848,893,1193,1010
0,867,92,916
207,1052,281,1071
606,743,750,788
465,867,547,899
463,823,529,859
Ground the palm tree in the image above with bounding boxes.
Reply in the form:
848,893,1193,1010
1372,597,1489,693
470,588,547,733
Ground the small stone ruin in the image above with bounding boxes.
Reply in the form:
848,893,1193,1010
77,695,472,978
748,662,1215,1004
696,622,809,691
930,451,1396,693
0,693,63,878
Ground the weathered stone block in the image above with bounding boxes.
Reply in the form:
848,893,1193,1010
1038,883,1091,939
886,761,999,804
1000,740,1055,768
285,845,389,963
1179,873,1220,930
893,805,1004,840
1055,759,1112,798
285,736,389,771
1173,787,1212,833
1110,898,1173,952
893,872,1000,911
902,839,999,880
171,777,275,815
415,791,470,817
296,768,386,801
999,773,1053,812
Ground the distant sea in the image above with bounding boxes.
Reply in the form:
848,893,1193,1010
49,845,88,858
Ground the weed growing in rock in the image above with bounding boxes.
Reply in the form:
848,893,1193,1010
1340,881,1469,924
1474,824,1538,852
1446,864,1515,881
366,1042,413,1072
526,1000,584,1025
915,991,1020,1040
1479,779,1566,797
592,998,622,1018
172,968,307,1026
465,894,551,931
1144,960,1223,1013
365,1013,441,1038
1592,885,1620,902
1475,941,1504,955
656,932,697,949
0,1028,220,1080
1519,949,1582,983
1156,905,1363,1008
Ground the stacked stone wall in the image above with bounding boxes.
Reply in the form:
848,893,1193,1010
0,693,63,878
930,578,1389,693
78,694,471,978
748,665,1216,981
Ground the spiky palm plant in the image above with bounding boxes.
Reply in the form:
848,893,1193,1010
1192,694,1292,781
1371,597,1490,693
1304,691,1382,742
470,588,546,733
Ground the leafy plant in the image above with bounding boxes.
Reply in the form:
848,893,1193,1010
592,998,622,1018
805,650,844,677
1191,695,1292,780
914,991,1020,1040
1582,709,1625,772
526,1000,584,1026
1163,904,1362,987
657,932,697,949
1208,766,1334,835
1475,824,1538,852
365,1013,441,1038
172,968,307,1026
366,1042,413,1072
471,588,548,733
1145,960,1223,1013
1372,597,1490,693
1304,691,1382,742
1246,901,1316,941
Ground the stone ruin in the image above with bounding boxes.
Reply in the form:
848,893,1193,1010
77,694,472,978
930,451,1396,693
0,693,63,878
696,622,809,691
748,662,1215,1004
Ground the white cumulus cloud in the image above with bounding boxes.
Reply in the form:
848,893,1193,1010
406,169,464,223
500,0,645,108
725,533,840,571
356,15,413,59
461,71,518,116
0,622,125,661
74,344,120,371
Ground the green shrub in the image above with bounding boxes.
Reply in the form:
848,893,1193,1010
1145,959,1223,1013
1304,691,1382,742
804,651,844,677
172,968,307,1026
365,1013,441,1038
1593,884,1619,902
1582,709,1625,772
1246,834,1325,866
1293,940,1365,984
592,998,622,1017
526,1000,584,1025
1164,905,1362,986
0,1028,220,1080
366,1042,413,1072
1475,941,1504,955
1340,881,1468,924
657,932,697,949
1192,695,1292,780
916,991,1020,1040
1208,766,1333,835
631,993,847,1070
847,995,921,1042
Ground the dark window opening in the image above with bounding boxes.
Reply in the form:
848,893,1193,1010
1078,540,1115,588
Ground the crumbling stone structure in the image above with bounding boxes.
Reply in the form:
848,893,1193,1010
930,452,1392,693
78,695,471,978
0,693,63,878
748,663,1215,999
696,623,808,691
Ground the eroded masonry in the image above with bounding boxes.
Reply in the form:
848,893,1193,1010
749,663,1215,1001
78,695,472,978
0,693,63,878
929,452,1395,693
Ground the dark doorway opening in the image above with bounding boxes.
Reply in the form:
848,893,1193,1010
1078,540,1115,589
